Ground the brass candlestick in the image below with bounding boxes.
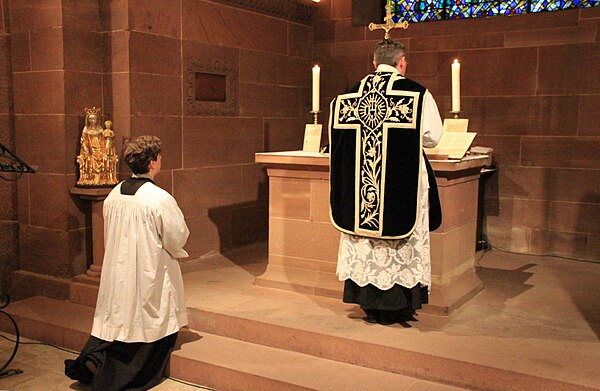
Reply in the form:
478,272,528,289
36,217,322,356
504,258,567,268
450,110,461,119
310,110,320,124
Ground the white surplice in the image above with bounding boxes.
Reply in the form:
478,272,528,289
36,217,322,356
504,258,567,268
91,180,189,343
336,64,444,291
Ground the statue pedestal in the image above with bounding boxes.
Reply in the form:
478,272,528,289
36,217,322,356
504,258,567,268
255,151,492,316
69,187,113,306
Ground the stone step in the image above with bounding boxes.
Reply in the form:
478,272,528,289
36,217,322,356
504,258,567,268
0,296,465,391
2,295,597,391
185,306,594,391
171,328,466,391
0,296,92,353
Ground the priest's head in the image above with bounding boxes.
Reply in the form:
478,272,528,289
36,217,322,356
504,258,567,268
373,39,407,76
124,135,163,176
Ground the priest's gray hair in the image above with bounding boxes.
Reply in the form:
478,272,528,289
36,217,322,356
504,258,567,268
124,135,162,174
374,39,405,67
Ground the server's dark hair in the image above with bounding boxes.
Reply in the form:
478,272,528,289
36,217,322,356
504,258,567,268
123,135,162,174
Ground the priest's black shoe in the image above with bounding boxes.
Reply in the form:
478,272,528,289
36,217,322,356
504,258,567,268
363,309,378,324
376,310,399,325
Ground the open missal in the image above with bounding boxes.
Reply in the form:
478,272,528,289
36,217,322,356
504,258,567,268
424,118,476,160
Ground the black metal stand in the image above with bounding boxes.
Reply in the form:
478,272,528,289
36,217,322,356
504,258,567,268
0,295,23,378
0,142,37,175
0,142,36,378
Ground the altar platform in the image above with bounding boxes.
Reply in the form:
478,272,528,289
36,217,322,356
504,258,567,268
1,243,599,391
254,150,494,316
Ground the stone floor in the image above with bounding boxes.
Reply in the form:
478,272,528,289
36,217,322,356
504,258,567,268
0,334,467,391
0,334,213,391
177,244,600,390
0,244,599,390
0,335,214,390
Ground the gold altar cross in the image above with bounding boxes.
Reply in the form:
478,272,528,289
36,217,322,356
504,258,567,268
368,3,409,39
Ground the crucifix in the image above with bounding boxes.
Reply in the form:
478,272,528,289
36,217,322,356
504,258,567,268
368,3,409,39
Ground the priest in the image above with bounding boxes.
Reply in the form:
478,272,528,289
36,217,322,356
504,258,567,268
328,39,443,325
65,135,190,389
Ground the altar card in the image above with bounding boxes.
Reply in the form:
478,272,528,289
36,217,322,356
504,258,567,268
443,118,469,133
425,131,477,159
302,124,322,153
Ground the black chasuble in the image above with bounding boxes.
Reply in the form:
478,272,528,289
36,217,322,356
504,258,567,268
329,72,429,239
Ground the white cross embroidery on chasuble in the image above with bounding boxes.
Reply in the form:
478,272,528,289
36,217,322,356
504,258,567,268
332,72,422,238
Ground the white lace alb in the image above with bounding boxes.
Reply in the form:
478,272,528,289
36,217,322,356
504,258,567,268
336,184,431,290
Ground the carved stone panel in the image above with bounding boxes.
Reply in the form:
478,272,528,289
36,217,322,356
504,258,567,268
185,57,239,116
209,0,317,25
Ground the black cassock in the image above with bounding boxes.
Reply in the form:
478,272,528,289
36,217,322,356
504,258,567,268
65,332,178,391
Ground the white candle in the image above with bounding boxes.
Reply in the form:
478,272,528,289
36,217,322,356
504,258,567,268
451,59,461,112
312,65,320,112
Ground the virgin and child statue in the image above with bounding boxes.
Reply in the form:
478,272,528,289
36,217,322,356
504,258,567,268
76,107,119,187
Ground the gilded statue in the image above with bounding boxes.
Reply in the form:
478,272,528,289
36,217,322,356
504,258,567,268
76,107,119,186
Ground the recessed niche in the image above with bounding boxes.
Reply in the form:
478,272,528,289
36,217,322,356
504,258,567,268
186,57,239,116
195,73,226,102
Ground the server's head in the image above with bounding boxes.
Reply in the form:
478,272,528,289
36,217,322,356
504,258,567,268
124,135,162,175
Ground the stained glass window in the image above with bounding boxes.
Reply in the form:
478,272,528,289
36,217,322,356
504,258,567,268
387,0,599,23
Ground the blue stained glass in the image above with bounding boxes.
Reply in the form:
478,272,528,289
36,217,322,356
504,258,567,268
499,0,527,15
448,1,499,18
389,0,599,23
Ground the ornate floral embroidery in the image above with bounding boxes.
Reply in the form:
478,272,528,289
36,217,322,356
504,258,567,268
336,184,430,291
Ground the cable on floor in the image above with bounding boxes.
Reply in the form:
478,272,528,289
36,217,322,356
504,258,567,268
0,294,23,378
476,234,599,267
